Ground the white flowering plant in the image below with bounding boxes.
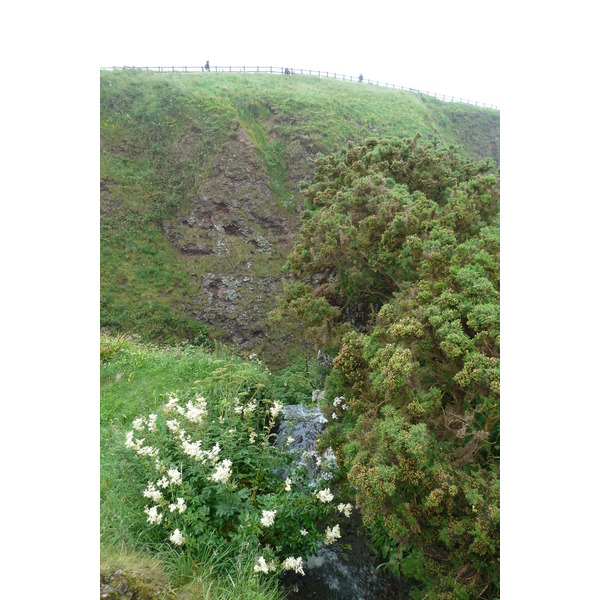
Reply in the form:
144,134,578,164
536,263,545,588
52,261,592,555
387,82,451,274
124,386,351,576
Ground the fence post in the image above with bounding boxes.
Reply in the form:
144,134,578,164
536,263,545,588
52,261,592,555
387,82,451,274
270,66,272,74
318,70,320,77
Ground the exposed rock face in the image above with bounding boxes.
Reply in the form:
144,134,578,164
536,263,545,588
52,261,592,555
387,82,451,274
161,124,302,349
162,128,293,257
188,272,282,346
100,570,176,600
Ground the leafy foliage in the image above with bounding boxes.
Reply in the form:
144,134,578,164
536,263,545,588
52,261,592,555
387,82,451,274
283,137,500,599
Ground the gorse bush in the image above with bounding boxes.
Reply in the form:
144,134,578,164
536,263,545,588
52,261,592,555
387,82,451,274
282,136,500,599
124,385,352,579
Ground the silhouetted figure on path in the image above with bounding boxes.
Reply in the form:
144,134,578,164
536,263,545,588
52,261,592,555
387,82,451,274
359,73,363,82
205,60,210,72
284,67,290,75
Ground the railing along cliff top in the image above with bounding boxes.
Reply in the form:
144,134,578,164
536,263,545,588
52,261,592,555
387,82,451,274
100,65,500,111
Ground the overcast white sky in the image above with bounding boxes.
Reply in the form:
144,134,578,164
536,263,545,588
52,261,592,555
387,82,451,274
95,0,504,107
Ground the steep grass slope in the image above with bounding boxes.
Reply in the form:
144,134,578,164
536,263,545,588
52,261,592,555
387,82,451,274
100,70,499,363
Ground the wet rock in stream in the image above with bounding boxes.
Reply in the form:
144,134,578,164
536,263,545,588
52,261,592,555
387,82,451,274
277,405,410,600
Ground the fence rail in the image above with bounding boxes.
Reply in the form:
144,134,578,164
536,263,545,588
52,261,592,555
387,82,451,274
100,65,499,111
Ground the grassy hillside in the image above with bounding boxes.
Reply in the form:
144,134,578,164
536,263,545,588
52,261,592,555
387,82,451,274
100,70,499,364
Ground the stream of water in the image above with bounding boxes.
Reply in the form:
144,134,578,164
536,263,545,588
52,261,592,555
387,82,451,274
276,405,410,600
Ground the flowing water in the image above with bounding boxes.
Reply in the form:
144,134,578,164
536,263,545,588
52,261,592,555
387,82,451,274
276,405,410,600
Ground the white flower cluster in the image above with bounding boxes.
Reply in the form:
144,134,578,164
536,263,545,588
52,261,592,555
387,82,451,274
316,488,334,503
285,436,295,446
254,556,277,574
332,396,345,408
185,397,208,423
164,395,208,425
337,503,353,518
234,398,257,417
281,556,305,575
168,468,182,485
169,528,185,546
132,414,158,433
211,459,232,484
179,433,221,466
169,498,187,513
324,524,341,545
144,505,163,525
260,509,277,527
312,389,326,403
164,395,181,413
143,482,163,503
270,401,283,419
166,419,181,434
181,437,202,458
125,430,141,450
331,396,348,420
248,430,257,443
125,431,159,457
206,443,221,464
284,478,292,492
137,445,159,457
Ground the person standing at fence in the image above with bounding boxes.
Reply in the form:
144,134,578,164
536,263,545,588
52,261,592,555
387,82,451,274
359,73,363,82
205,60,210,72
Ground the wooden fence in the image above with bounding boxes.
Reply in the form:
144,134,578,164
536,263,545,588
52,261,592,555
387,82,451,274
100,65,499,111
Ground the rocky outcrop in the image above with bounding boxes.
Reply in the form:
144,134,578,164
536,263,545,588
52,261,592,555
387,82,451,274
100,570,176,600
188,272,282,346
160,124,301,348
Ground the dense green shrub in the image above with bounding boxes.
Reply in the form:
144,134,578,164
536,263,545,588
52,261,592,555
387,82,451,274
282,136,500,599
